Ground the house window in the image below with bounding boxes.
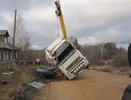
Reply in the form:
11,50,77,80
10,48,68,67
0,52,1,60
6,52,9,60
5,38,7,43
3,52,6,60
10,52,12,59
3,52,8,60
8,52,10,59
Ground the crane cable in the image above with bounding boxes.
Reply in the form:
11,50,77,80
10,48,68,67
56,15,60,37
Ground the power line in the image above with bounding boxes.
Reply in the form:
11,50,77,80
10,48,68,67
56,15,60,37
20,16,51,40
0,4,52,41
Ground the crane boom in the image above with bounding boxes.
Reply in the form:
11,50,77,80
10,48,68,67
55,0,67,39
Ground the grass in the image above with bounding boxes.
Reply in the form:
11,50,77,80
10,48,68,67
0,65,35,100
91,65,131,76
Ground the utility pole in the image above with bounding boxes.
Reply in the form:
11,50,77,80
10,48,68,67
12,9,17,59
100,47,104,61
100,43,104,61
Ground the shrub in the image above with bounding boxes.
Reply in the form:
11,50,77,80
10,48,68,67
113,52,129,67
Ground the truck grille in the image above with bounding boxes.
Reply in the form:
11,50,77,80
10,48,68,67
66,56,81,71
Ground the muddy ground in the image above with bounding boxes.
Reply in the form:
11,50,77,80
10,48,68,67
46,70,130,100
0,66,130,100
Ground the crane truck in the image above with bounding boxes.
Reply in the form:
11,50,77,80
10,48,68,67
45,0,89,79
121,43,131,100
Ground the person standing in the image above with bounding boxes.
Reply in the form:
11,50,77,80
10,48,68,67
35,58,40,66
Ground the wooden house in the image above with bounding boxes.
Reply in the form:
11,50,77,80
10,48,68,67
0,30,19,73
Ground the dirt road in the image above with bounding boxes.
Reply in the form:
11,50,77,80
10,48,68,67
47,70,130,100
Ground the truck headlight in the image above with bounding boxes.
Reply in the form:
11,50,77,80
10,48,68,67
80,64,83,67
74,70,77,73
76,68,79,71
78,66,81,69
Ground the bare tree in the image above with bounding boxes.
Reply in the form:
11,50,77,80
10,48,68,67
103,42,118,59
113,47,128,67
15,16,32,50
14,16,33,65
79,44,101,65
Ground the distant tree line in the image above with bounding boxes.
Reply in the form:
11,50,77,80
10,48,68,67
69,36,128,67
79,42,128,67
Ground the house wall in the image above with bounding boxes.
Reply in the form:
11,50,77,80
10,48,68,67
0,49,17,73
0,36,5,42
0,31,19,73
0,50,10,60
0,51,1,60
0,59,15,73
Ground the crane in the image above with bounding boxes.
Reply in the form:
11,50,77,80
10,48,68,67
44,0,89,80
55,0,67,39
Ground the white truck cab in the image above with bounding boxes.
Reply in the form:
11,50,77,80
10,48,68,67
45,37,89,79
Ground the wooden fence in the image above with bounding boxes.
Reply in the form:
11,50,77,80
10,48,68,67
0,60,15,73
16,59,45,65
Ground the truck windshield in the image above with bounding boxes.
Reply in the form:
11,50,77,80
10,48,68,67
54,41,75,64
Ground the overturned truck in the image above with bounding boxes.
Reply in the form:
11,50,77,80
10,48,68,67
45,37,89,79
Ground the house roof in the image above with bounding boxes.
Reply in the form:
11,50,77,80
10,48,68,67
0,41,20,50
0,30,20,50
0,30,10,37
0,41,11,49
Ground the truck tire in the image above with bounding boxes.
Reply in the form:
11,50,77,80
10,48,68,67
122,84,131,100
128,43,131,66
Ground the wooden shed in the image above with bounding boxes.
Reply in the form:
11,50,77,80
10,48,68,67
0,30,19,73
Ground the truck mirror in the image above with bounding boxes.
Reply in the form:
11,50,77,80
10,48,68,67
128,43,131,66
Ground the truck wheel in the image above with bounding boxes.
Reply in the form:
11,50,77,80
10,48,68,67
128,43,131,66
122,84,131,100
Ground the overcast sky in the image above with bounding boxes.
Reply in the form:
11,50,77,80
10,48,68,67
0,0,131,49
